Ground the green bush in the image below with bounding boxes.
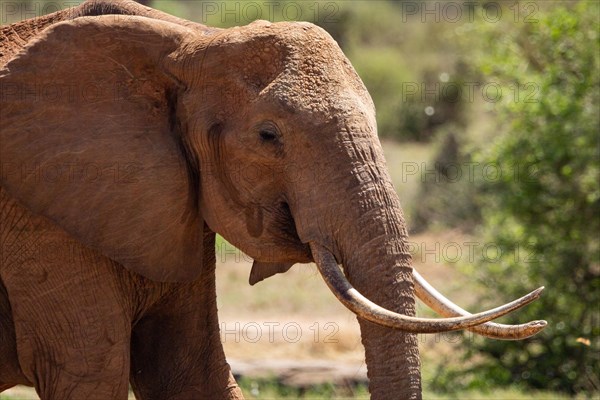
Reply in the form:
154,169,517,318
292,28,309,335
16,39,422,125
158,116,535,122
441,2,599,395
343,2,470,142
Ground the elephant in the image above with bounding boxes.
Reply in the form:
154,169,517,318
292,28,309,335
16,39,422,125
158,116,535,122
0,1,547,399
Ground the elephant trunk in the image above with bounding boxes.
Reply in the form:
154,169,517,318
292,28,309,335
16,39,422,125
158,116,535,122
322,176,422,399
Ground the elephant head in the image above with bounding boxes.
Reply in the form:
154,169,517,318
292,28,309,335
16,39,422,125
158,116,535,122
0,10,546,399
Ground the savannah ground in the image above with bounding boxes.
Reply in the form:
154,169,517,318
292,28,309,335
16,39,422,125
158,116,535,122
1,141,576,399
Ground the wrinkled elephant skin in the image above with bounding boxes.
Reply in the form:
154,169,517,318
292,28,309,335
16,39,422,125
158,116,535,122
0,1,546,399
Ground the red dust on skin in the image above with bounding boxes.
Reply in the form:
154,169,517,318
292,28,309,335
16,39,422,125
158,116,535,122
0,1,545,399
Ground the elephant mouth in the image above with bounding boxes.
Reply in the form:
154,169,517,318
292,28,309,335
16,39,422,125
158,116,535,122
277,202,303,244
264,200,312,262
309,242,547,337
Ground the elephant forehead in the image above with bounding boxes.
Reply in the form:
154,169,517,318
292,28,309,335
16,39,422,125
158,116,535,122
259,23,375,119
267,65,375,124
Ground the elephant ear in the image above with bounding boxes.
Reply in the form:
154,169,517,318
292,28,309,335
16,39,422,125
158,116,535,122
0,16,204,282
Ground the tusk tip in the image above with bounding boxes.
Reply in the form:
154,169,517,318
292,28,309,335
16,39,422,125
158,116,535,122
523,320,548,337
531,286,545,297
524,320,548,330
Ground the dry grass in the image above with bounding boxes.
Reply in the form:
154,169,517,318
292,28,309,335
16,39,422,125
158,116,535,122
216,256,365,362
216,229,480,364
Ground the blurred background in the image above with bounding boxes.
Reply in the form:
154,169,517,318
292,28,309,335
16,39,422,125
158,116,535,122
1,1,598,399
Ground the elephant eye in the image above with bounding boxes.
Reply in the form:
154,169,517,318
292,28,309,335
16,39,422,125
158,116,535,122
259,129,278,143
256,122,282,149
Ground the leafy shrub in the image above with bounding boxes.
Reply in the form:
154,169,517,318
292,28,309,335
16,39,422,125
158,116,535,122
343,3,471,142
439,2,600,395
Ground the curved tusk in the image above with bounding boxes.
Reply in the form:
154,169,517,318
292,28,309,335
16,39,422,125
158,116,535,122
413,270,547,339
310,242,545,333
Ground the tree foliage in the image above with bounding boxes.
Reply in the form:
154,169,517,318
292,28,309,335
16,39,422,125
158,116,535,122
450,2,599,394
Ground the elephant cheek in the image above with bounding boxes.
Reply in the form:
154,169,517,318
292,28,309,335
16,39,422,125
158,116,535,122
245,206,264,238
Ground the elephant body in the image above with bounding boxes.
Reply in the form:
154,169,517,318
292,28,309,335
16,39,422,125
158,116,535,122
0,2,242,398
0,1,545,399
0,183,241,397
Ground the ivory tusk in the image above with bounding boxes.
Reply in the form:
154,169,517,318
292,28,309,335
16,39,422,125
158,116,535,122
310,242,544,334
413,270,547,339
